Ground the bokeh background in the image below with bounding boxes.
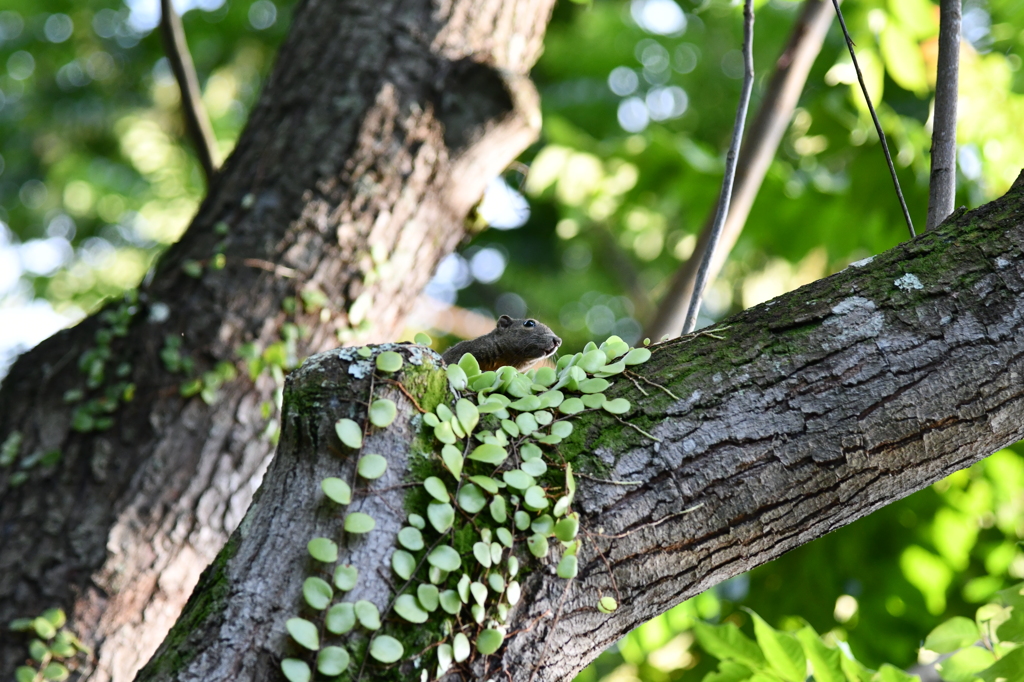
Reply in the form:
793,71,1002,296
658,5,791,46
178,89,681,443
2,0,1024,679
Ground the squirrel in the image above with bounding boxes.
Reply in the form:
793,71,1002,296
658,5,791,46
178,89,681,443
441,315,562,371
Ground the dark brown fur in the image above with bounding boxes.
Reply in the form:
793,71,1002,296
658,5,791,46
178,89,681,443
441,315,562,371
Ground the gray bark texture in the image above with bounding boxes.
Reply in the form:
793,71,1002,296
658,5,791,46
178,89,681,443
137,174,1024,682
0,0,552,677
925,0,961,232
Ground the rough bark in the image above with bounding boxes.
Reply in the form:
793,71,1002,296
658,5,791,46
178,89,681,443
139,174,1024,681
0,0,552,677
925,0,961,231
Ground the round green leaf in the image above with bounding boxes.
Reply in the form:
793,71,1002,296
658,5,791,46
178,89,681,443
557,554,578,579
440,589,461,614
408,513,426,529
527,533,549,558
424,476,449,502
468,475,500,494
418,583,440,611
501,419,520,437
344,512,376,533
427,501,455,533
357,454,387,479
534,410,553,426
457,483,487,513
333,564,358,591
624,347,652,365
459,352,481,377
470,581,488,606
579,349,607,373
514,510,531,530
531,514,554,535
490,495,507,523
509,395,542,411
414,332,433,346
488,571,506,593
507,579,521,604
325,603,355,634
476,628,504,655
41,663,69,682
376,351,403,372
555,515,579,542
515,412,538,435
446,364,468,390
477,400,505,414
355,600,381,629
321,477,352,505
308,537,338,563
473,541,492,567
925,616,981,653
391,549,416,580
441,444,463,478
434,421,456,444
453,632,471,663
368,399,397,428
579,378,610,394
286,617,319,650
603,398,631,415
334,418,362,449
456,398,479,433
436,404,454,421
428,544,463,572
497,527,513,547
281,659,311,682
394,594,429,623
520,442,542,461
524,485,549,510
423,412,440,427
559,398,585,414
468,443,507,465
458,573,471,602
503,469,535,490
602,337,630,360
521,458,547,477
303,577,333,610
369,635,404,663
581,393,606,409
317,646,350,676
398,526,424,551
598,596,618,613
551,421,573,438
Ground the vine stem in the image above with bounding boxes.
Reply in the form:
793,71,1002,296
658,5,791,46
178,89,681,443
829,0,916,238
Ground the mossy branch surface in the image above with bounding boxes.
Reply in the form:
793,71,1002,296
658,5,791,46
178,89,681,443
140,176,1024,681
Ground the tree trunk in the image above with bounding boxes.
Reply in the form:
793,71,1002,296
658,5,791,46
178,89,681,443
0,0,552,677
138,174,1024,681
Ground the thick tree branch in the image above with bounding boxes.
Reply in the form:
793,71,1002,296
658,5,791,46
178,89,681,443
926,0,961,231
141,173,1024,681
646,0,837,340
0,0,552,678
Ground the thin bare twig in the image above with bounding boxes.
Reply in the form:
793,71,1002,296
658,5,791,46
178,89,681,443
240,258,298,278
830,0,916,238
682,0,756,335
647,0,838,340
926,0,961,231
589,504,705,539
159,0,219,184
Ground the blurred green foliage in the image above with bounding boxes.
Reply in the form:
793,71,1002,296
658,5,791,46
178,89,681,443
2,0,1024,680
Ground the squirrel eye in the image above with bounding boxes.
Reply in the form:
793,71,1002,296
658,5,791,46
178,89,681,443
523,320,536,328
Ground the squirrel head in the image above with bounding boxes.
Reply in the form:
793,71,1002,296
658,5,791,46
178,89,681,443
494,315,562,369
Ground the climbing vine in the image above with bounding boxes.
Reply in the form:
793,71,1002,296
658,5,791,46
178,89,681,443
279,334,653,681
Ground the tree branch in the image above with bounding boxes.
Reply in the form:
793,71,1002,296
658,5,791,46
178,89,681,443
646,0,838,340
138,172,1024,681
681,0,755,335
159,0,220,184
926,0,961,231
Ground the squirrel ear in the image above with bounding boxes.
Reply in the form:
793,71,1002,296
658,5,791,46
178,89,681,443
497,315,513,328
